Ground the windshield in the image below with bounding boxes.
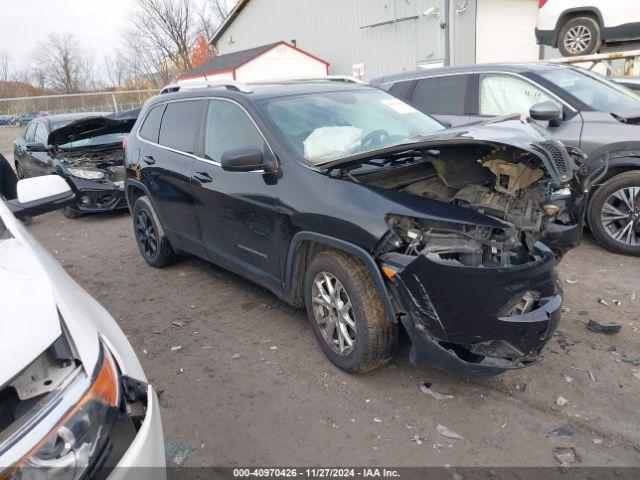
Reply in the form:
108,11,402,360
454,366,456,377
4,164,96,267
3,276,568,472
59,133,126,149
537,68,640,112
259,89,444,164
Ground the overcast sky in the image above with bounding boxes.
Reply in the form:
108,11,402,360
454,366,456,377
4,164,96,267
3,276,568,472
0,0,133,64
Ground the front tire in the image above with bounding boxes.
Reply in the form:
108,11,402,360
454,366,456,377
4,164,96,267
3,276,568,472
132,196,177,267
588,171,640,256
558,16,601,57
304,249,398,373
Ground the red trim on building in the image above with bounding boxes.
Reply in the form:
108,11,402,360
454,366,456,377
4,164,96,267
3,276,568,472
177,41,330,82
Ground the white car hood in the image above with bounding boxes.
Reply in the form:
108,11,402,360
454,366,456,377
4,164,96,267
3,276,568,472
0,238,62,387
0,201,146,385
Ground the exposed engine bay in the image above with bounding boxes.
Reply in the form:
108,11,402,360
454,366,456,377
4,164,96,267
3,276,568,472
57,146,125,183
353,141,584,267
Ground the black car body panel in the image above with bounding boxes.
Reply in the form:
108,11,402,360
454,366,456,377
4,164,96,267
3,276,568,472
125,82,588,375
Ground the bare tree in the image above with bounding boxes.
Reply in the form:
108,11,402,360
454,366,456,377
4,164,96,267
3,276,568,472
0,50,10,83
128,0,199,76
33,33,92,93
197,0,231,42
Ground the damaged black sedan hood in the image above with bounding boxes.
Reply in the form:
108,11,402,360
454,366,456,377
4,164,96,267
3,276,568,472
48,109,140,147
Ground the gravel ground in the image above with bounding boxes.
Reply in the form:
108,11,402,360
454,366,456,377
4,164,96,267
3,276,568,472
2,126,640,467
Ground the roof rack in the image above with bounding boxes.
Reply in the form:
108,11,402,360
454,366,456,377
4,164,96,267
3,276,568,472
261,75,367,85
160,79,253,95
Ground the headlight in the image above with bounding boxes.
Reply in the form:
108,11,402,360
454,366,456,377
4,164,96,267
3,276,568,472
7,347,120,480
67,168,106,180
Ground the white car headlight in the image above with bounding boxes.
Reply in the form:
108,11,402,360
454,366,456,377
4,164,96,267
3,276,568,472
8,347,120,480
67,168,106,180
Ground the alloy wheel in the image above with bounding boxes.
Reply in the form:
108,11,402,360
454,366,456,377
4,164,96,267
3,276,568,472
564,25,592,54
136,210,158,258
600,187,640,247
311,271,357,356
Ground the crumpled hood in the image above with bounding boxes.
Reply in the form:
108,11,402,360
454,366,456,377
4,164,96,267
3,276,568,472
0,237,61,387
48,108,140,147
323,115,574,184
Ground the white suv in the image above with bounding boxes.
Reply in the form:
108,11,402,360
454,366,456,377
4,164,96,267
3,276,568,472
536,0,640,57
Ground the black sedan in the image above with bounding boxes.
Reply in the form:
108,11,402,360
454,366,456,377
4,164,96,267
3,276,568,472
13,111,137,218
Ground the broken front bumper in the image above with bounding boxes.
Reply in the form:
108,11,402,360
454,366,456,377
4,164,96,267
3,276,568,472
67,177,128,213
382,243,562,376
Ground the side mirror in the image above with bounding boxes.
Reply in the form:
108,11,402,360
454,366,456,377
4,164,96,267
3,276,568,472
25,142,48,152
529,101,562,127
7,176,74,218
220,146,274,172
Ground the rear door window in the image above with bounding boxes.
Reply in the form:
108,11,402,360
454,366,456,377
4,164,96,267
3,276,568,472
139,104,165,143
411,75,470,115
158,100,204,154
387,80,415,101
204,99,266,162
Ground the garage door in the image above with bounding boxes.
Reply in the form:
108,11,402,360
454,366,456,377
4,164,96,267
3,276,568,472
476,0,539,63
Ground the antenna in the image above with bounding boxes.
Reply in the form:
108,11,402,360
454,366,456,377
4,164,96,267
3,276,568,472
200,65,209,83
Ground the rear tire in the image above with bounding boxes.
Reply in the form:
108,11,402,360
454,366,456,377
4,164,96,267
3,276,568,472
132,196,178,267
588,171,640,256
304,248,398,373
558,16,601,57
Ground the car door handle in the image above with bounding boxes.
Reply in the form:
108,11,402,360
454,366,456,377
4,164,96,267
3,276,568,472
143,155,156,165
193,171,213,183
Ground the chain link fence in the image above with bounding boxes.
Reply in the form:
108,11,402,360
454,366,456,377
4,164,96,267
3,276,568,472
0,89,160,118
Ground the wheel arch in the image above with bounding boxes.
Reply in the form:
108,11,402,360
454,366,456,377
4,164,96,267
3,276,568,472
587,157,640,226
554,8,604,47
283,232,398,323
125,179,150,208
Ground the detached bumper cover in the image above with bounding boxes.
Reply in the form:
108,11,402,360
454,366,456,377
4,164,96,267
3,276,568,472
67,177,128,213
108,386,166,480
383,243,562,375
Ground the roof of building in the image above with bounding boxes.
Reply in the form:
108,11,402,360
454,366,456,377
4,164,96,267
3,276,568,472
179,41,329,81
208,0,252,45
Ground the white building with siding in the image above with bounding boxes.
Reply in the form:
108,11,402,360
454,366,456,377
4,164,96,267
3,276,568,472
209,0,544,81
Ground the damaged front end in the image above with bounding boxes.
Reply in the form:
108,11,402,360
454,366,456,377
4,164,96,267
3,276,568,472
48,110,139,213
378,216,561,375
336,127,589,374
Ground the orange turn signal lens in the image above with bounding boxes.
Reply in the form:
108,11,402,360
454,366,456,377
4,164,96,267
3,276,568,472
381,265,398,279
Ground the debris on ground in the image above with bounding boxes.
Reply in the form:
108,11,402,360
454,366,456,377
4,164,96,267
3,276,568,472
373,417,383,423
515,383,527,392
556,396,569,407
578,310,589,317
172,319,185,327
593,438,603,445
598,299,609,306
170,345,182,352
420,382,454,401
553,446,580,466
622,353,640,365
550,426,573,437
612,299,621,306
436,424,463,440
232,353,241,360
165,440,192,465
632,371,640,380
566,278,578,284
564,376,573,383
411,434,424,445
587,319,622,334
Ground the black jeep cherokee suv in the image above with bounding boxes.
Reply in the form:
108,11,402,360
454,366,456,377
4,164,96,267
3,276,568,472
125,79,590,376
